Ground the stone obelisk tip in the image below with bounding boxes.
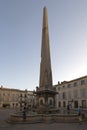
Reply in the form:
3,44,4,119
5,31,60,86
43,6,48,28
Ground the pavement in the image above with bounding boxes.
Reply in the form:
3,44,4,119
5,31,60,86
0,109,87,130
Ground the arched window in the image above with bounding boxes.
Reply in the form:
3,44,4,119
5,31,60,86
59,101,61,107
49,99,53,105
40,99,43,105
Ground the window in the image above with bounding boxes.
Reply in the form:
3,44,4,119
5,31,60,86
49,99,53,105
20,94,22,97
67,84,71,88
40,99,43,105
80,89,86,98
63,101,66,107
62,92,66,99
68,91,72,99
24,94,26,97
59,101,61,107
3,93,5,96
58,87,60,90
58,93,63,100
74,90,78,98
81,80,85,85
74,101,78,108
74,82,77,87
16,103,18,106
82,100,86,108
58,94,60,100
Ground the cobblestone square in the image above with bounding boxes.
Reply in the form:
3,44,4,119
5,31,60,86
0,109,87,130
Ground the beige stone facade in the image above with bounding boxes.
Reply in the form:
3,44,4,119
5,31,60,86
0,86,33,109
55,76,87,109
0,75,87,110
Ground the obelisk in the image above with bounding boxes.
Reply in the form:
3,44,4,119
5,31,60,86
35,7,57,113
39,6,53,90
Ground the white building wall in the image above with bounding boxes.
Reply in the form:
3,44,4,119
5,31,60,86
55,76,87,109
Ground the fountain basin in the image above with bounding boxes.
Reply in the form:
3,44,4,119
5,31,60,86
9,113,81,123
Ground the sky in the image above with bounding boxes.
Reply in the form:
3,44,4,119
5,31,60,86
0,0,87,91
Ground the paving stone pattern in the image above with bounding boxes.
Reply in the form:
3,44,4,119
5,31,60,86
0,109,87,130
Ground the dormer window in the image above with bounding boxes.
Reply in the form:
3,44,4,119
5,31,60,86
74,82,77,87
81,80,85,85
67,84,71,88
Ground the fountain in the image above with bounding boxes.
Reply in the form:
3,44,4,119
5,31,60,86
8,90,84,124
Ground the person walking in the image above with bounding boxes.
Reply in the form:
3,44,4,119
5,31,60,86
78,106,82,124
78,106,81,116
67,104,70,114
23,107,26,121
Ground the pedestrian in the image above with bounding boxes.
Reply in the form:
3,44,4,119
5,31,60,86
77,106,81,116
67,104,70,114
23,107,26,121
78,106,82,124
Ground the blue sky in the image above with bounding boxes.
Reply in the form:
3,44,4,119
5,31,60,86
0,0,87,90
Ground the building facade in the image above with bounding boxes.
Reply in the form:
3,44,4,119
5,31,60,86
55,76,87,109
0,86,33,109
0,75,87,110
